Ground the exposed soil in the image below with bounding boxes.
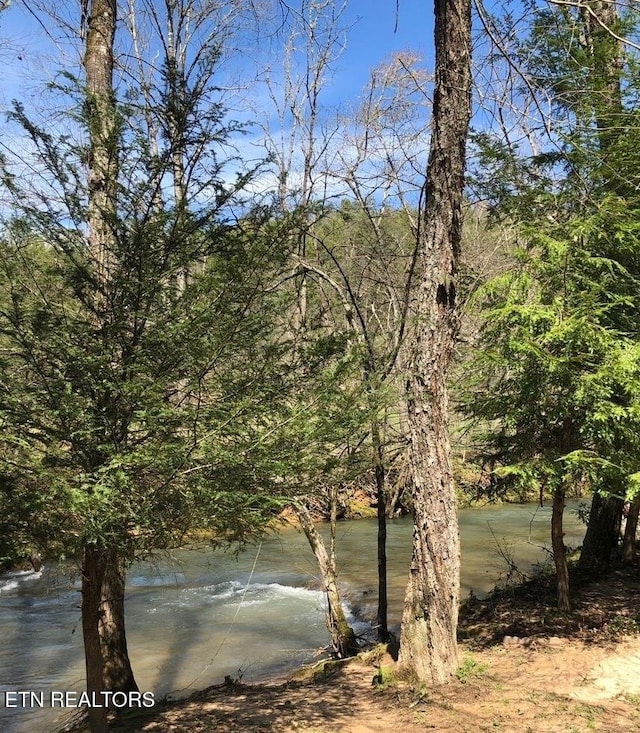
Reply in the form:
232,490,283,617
76,561,640,733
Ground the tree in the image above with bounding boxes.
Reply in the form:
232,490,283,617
0,2,295,730
296,503,359,657
80,0,157,702
461,217,640,608
306,199,419,642
463,0,640,606
254,0,387,656
322,55,429,640
261,300,370,658
82,1,122,726
260,2,429,641
398,0,472,684
254,0,365,655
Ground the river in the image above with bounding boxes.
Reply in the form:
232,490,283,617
0,500,588,732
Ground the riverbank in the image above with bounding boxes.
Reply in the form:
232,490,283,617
64,558,640,733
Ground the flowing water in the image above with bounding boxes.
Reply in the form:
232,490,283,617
0,500,588,732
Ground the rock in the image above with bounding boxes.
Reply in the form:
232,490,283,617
503,635,522,647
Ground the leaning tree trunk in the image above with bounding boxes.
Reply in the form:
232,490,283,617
82,544,109,733
296,504,358,658
398,0,472,685
100,549,138,693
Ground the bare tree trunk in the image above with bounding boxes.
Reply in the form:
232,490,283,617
551,485,570,611
371,417,390,642
296,504,358,658
387,445,410,518
81,544,109,733
398,0,471,685
387,482,405,519
552,419,573,611
623,496,640,562
100,550,138,693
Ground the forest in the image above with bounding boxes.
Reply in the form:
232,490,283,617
1,1,640,732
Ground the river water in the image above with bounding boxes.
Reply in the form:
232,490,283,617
0,500,588,732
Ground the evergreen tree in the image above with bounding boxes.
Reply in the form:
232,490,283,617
465,0,640,605
0,3,294,727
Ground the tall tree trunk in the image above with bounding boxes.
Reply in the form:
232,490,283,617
164,5,190,294
552,419,573,611
296,504,358,658
84,0,118,288
100,549,138,693
398,0,472,686
583,0,623,183
371,418,389,642
623,496,640,562
571,3,625,570
551,485,570,610
580,492,624,566
82,544,109,733
83,0,138,714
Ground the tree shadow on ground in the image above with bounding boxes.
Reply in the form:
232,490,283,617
459,557,640,648
109,661,384,733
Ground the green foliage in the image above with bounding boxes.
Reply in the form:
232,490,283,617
455,655,488,683
464,212,640,498
604,614,640,639
0,215,297,558
0,53,311,568
464,4,640,505
0,112,382,572
372,664,396,689
300,201,418,475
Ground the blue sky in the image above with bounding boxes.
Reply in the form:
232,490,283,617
333,0,432,101
0,1,432,209
0,1,431,111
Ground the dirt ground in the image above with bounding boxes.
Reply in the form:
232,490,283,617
102,637,640,733
91,562,640,733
